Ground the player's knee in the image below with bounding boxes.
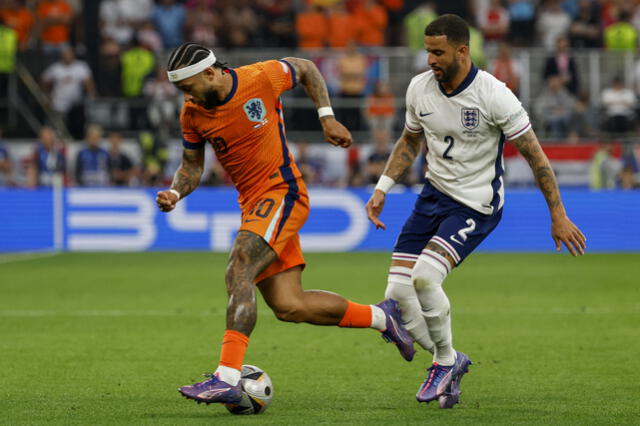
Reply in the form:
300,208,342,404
384,266,414,302
272,302,306,323
412,251,449,290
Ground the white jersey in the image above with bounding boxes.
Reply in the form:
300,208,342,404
405,65,531,215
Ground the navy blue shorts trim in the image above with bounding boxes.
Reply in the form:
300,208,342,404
393,181,502,265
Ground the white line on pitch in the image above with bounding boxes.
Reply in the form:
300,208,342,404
0,251,61,265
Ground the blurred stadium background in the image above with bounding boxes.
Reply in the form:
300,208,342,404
0,0,639,253
2,1,640,423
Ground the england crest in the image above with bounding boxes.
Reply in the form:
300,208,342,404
461,108,480,130
243,98,267,123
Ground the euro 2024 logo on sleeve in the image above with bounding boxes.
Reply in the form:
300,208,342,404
461,108,480,130
244,98,269,128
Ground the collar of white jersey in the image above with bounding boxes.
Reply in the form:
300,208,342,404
438,64,478,98
167,51,216,83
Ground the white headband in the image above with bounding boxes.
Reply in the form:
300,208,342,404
167,51,217,83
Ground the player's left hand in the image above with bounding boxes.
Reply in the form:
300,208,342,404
551,215,586,256
320,116,352,148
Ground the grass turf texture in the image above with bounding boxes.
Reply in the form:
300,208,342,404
1,252,638,425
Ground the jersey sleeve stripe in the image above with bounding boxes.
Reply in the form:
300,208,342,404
405,124,423,133
182,139,203,150
505,122,531,140
279,59,297,89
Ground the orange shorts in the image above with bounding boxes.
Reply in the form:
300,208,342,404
240,179,309,283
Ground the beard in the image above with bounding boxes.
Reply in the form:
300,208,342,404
433,58,460,83
202,87,224,109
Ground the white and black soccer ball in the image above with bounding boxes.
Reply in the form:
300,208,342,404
224,364,273,415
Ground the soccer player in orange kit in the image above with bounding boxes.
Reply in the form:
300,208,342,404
155,43,415,405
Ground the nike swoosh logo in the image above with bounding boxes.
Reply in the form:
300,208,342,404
244,219,259,223
419,112,433,117
450,235,464,245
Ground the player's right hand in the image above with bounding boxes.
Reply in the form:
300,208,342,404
320,117,353,148
365,189,387,230
156,190,179,212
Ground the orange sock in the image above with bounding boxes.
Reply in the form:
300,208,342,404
219,330,250,371
338,300,372,328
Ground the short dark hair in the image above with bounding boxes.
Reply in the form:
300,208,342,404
424,14,470,46
167,42,226,71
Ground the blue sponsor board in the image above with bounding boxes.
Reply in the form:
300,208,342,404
1,187,638,252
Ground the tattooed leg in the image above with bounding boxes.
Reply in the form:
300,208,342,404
225,230,277,336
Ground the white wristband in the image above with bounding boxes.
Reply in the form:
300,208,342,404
374,175,395,194
318,107,334,118
169,189,181,202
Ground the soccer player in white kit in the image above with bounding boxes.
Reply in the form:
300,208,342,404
365,14,586,408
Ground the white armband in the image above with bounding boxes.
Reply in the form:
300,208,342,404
318,107,334,118
169,189,181,201
374,175,395,194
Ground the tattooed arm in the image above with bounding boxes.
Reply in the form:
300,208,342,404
156,147,204,212
282,57,352,148
365,129,425,230
510,129,586,255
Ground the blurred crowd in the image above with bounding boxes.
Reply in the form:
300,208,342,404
1,0,640,190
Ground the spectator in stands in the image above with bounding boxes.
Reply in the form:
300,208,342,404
537,0,571,51
327,2,355,49
255,0,295,48
107,131,135,186
220,0,258,48
569,0,601,48
97,34,121,97
365,80,396,136
479,0,510,45
589,143,621,189
27,126,65,187
508,0,536,46
153,0,186,49
0,0,34,50
294,141,323,185
36,0,74,63
404,1,437,51
295,3,326,49
138,21,163,54
138,130,168,186
185,0,220,48
604,9,637,51
601,75,636,134
0,15,17,97
365,128,392,185
75,124,110,187
337,41,367,131
620,147,639,189
543,36,580,95
144,65,179,129
353,0,388,47
120,35,155,129
490,41,520,95
569,91,597,139
99,0,153,47
0,128,14,186
534,75,576,139
41,45,95,140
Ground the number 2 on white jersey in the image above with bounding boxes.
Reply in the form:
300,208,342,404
450,218,476,245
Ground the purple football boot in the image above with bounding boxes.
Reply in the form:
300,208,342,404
416,351,471,405
179,373,242,405
376,299,416,362
438,352,472,409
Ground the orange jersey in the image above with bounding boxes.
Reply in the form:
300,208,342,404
180,60,303,207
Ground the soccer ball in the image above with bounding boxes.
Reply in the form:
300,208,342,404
224,365,273,415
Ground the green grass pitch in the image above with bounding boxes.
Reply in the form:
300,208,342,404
1,252,639,425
